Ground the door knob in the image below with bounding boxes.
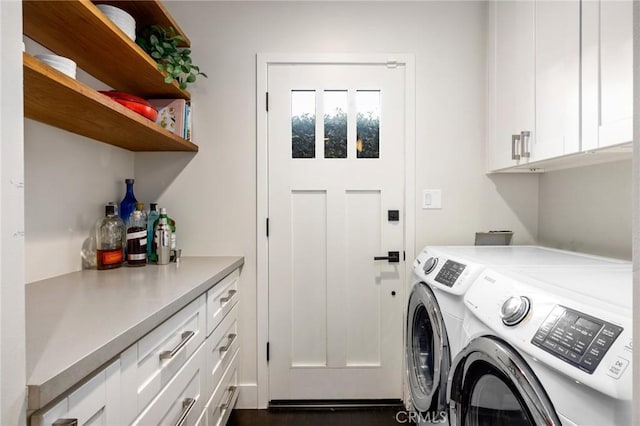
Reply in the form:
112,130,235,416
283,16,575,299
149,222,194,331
374,251,400,263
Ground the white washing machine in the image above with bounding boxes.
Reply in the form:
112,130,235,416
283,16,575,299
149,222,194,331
449,265,632,425
407,246,628,424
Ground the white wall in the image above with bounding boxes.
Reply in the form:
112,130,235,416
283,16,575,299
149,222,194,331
135,0,538,407
631,1,639,419
538,160,632,260
23,39,135,283
1,1,26,424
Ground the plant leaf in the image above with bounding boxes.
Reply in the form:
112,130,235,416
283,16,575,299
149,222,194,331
150,34,159,45
179,81,187,90
156,44,164,55
200,72,208,78
151,51,161,59
156,63,164,71
164,75,174,84
181,65,190,73
166,64,174,73
186,74,196,83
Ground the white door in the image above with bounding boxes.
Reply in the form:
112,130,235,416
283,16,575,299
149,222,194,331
267,62,406,400
534,0,580,161
488,0,535,171
582,0,633,151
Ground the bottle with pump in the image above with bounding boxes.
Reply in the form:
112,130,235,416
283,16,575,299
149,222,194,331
96,203,125,270
155,217,172,265
119,178,137,223
126,209,147,267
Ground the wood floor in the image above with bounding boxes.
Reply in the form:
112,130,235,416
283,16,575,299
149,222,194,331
228,407,408,426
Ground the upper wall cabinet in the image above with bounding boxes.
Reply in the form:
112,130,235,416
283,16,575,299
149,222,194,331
487,0,632,173
534,0,580,162
582,0,633,151
22,0,199,152
487,1,535,171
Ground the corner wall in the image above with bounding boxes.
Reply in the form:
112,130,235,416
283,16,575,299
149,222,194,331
538,160,632,260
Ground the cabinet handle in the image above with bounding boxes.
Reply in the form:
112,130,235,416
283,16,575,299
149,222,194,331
174,397,196,426
220,289,237,304
511,134,521,160
159,330,195,361
219,333,238,354
520,131,531,158
53,420,78,426
220,385,238,412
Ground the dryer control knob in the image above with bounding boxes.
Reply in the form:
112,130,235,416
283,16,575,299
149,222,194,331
423,257,438,274
500,296,530,326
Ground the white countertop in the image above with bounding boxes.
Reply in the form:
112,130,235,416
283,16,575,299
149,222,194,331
26,256,244,411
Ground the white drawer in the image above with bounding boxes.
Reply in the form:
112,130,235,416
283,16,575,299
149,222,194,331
132,342,206,426
204,306,239,400
205,351,239,426
31,360,120,426
121,295,206,420
206,270,239,336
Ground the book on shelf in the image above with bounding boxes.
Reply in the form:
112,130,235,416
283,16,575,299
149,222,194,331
148,99,192,141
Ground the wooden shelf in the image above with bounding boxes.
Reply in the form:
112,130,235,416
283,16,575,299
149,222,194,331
24,53,199,152
23,0,190,99
93,0,191,47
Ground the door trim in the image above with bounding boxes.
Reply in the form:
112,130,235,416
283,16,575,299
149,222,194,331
256,53,416,408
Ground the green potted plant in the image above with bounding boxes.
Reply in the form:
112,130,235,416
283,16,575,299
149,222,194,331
136,25,207,90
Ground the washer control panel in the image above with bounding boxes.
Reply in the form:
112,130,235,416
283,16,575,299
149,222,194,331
434,260,466,287
531,305,623,374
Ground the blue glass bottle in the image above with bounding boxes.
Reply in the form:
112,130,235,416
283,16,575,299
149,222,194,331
119,179,137,224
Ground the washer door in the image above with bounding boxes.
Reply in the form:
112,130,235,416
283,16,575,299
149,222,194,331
406,283,450,413
448,336,561,426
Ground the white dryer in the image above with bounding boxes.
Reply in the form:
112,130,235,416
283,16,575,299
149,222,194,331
407,246,627,423
449,265,632,425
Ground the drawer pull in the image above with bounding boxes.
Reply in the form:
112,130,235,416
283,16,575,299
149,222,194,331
220,289,237,304
175,397,197,426
220,385,238,412
219,333,237,354
53,420,78,426
160,331,195,361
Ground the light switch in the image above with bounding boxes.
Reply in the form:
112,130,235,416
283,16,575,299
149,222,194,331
422,189,442,209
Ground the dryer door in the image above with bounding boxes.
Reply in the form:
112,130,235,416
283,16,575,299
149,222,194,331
406,283,450,413
448,336,561,426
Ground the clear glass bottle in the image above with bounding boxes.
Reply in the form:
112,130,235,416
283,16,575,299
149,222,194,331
96,203,125,270
126,209,147,267
119,178,137,223
147,203,160,261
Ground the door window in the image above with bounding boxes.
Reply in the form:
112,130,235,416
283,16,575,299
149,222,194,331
291,90,316,158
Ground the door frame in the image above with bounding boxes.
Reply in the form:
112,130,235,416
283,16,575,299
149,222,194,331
256,53,416,408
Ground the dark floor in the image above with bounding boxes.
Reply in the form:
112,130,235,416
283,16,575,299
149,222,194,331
229,407,409,426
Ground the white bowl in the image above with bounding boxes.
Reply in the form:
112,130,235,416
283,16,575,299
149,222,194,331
34,54,77,79
96,4,136,41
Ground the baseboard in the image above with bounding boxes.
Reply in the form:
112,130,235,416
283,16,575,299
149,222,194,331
268,399,404,410
236,383,258,409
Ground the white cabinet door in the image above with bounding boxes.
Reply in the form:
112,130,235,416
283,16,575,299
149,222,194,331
582,0,633,150
31,361,120,426
488,0,535,171
534,0,580,161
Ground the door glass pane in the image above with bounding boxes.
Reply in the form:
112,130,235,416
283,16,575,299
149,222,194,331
292,90,316,158
467,373,533,426
412,305,434,394
356,90,380,158
324,90,347,158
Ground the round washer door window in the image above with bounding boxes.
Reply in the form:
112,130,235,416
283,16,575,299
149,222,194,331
412,304,435,394
466,371,533,426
